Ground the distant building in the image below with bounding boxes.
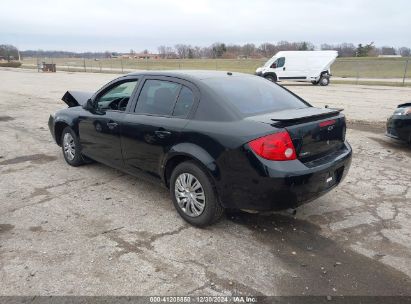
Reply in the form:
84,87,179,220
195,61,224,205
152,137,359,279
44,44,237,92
120,53,160,59
134,53,160,59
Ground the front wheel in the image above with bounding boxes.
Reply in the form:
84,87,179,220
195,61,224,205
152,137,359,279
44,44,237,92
170,161,224,227
319,76,330,86
264,74,277,83
61,127,84,166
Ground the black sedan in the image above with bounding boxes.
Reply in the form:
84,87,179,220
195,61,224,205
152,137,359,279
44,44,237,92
48,71,352,227
386,102,411,144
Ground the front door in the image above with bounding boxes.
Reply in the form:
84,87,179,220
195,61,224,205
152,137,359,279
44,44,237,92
272,56,289,79
79,78,139,168
121,77,196,178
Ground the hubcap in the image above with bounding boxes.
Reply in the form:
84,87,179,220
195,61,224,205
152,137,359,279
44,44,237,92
322,77,329,85
174,173,206,217
63,132,76,161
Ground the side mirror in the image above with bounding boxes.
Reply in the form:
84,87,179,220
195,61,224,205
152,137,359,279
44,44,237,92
83,98,94,111
270,63,277,68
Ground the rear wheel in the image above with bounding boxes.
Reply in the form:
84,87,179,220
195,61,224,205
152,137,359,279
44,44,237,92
61,127,84,167
264,74,277,83
170,161,224,227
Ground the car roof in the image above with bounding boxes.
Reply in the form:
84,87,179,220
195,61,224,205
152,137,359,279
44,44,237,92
126,70,253,82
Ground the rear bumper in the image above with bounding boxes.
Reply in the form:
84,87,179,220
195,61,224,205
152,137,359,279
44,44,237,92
217,142,352,211
386,116,411,143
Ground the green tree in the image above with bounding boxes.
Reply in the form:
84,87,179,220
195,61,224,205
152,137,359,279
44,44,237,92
188,48,194,59
299,42,308,51
211,43,227,58
0,44,19,61
356,42,375,57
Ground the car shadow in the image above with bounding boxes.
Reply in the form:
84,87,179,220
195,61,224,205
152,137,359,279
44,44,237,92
281,83,315,87
369,135,411,154
224,210,411,295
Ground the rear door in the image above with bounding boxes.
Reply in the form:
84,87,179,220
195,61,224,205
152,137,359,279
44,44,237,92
121,76,198,178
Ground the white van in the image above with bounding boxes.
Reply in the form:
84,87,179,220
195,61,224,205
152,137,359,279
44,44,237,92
255,51,338,86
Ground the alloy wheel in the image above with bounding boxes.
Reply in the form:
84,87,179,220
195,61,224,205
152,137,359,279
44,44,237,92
63,132,76,161
174,173,206,217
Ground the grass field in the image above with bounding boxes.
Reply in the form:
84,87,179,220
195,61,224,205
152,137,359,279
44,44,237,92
21,56,410,79
332,57,410,78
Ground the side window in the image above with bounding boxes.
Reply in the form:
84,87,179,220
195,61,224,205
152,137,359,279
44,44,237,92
96,80,138,111
135,80,181,116
173,86,194,118
276,57,285,68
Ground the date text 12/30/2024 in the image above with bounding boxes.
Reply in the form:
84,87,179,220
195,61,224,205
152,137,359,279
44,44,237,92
149,296,258,303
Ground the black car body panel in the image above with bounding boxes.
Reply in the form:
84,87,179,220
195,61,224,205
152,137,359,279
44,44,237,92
62,91,94,107
386,102,411,143
398,102,411,108
49,70,352,211
260,107,342,124
215,142,351,210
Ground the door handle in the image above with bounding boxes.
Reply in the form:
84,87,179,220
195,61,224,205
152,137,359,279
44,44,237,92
107,122,118,129
155,130,171,139
283,67,286,71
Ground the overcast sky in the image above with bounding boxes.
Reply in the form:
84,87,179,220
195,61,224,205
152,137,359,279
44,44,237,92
1,0,410,52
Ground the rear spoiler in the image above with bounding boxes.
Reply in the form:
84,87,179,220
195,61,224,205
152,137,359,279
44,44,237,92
270,107,343,127
398,102,411,108
62,91,93,107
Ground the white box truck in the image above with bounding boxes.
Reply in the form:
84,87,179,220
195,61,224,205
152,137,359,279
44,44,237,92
255,50,338,86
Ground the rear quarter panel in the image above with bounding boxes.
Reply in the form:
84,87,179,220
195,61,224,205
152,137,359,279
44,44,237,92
177,119,279,206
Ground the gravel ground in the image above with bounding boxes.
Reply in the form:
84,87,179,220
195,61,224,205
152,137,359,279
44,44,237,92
0,68,411,296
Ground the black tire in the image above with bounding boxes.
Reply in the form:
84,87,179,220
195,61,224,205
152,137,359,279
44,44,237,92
264,74,277,83
61,127,84,167
319,76,330,86
170,161,224,227
311,80,319,85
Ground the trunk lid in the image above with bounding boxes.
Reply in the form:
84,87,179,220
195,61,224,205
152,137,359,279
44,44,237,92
62,91,93,107
247,107,346,161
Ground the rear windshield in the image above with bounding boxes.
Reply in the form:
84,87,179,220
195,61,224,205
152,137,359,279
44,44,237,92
203,76,308,116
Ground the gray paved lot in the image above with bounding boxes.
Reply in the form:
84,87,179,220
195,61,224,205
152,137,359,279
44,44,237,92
0,68,411,295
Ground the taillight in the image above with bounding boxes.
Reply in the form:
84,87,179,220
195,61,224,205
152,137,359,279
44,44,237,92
248,131,297,161
319,119,336,127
